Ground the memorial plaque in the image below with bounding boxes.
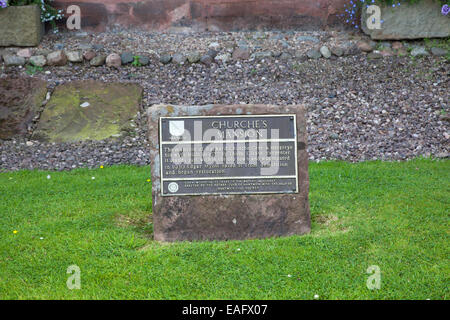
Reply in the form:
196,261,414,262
159,115,299,196
148,104,310,242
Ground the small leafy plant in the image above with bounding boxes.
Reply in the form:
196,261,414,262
132,56,142,67
25,61,43,75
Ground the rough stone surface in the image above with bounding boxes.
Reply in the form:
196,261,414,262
0,77,47,139
431,47,447,56
147,104,310,242
331,46,344,57
306,49,321,59
33,81,142,142
17,49,33,59
106,53,122,68
200,54,213,65
172,53,187,65
357,40,375,53
0,5,43,46
121,52,134,64
52,0,347,31
66,51,83,63
47,51,68,66
3,55,26,66
320,46,331,59
232,47,251,60
29,55,47,67
410,47,429,57
362,0,450,40
215,53,231,64
159,54,172,64
90,54,106,66
138,55,150,66
187,51,201,63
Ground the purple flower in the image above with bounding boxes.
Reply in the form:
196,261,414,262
442,4,449,16
0,0,8,8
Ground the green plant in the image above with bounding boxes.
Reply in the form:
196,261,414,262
0,0,64,32
132,56,142,67
25,61,43,75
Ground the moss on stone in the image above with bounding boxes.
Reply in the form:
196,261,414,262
33,81,142,142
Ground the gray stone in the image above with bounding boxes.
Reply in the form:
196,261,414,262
280,52,292,60
215,53,231,64
159,54,172,65
172,53,187,65
331,47,344,57
251,51,273,60
272,51,282,58
66,51,83,63
138,55,150,66
90,55,106,66
121,52,134,64
207,49,219,59
306,49,322,59
47,51,67,66
296,36,319,43
29,55,47,67
431,47,447,56
0,5,43,46
320,46,331,59
200,54,213,65
3,55,26,66
410,47,429,57
232,47,251,60
362,0,450,40
187,51,201,63
342,42,361,56
147,104,311,242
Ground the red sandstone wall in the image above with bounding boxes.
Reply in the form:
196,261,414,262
54,0,347,31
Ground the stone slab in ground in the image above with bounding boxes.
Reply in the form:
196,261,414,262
0,77,47,140
147,104,311,242
33,81,142,142
0,5,43,46
361,0,450,40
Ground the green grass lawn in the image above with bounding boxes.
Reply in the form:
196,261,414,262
0,159,448,299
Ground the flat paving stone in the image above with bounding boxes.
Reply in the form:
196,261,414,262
33,81,142,142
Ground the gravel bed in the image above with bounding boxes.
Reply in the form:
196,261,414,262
0,30,449,172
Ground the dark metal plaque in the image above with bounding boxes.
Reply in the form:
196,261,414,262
159,115,298,196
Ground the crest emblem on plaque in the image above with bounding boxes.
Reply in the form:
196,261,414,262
169,121,185,136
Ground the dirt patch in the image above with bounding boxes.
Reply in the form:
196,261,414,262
115,210,153,238
0,76,47,139
312,213,350,236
